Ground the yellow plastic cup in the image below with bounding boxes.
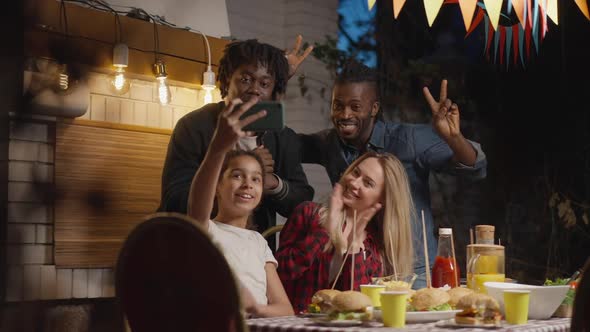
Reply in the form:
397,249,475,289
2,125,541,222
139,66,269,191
380,291,408,328
504,290,530,325
360,285,386,308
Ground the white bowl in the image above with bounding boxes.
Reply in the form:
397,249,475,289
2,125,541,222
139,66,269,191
484,282,569,320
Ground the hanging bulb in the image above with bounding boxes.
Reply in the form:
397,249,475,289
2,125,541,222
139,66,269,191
110,43,130,94
154,59,171,105
202,65,216,105
56,63,69,91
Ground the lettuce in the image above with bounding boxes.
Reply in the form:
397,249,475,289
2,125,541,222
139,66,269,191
428,303,452,311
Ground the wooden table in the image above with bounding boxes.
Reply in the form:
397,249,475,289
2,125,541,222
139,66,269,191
247,316,570,331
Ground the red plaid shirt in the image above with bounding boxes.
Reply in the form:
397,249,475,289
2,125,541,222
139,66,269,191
276,201,383,313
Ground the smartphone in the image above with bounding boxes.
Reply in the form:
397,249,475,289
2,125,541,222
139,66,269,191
240,101,285,132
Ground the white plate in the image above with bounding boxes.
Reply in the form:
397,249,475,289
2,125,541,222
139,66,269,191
435,318,503,329
310,317,363,327
405,310,462,323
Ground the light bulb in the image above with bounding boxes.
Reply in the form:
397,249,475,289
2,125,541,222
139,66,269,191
203,87,214,104
57,64,69,91
153,59,172,105
110,43,130,95
157,76,171,105
202,66,216,105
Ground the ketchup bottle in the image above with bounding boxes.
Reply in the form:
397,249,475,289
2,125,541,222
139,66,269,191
432,228,460,288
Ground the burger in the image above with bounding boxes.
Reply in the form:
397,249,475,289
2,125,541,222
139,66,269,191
409,287,452,311
308,289,341,314
327,291,373,321
447,287,475,309
455,293,502,325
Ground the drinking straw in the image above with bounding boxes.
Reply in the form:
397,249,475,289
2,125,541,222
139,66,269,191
421,210,431,288
350,210,356,290
469,228,474,245
388,232,398,281
450,230,458,287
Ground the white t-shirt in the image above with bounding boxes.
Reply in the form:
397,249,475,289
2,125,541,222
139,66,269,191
207,220,277,305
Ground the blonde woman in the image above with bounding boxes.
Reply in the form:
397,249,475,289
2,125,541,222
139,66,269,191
276,151,415,313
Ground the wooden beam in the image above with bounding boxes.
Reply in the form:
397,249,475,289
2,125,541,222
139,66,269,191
25,0,228,85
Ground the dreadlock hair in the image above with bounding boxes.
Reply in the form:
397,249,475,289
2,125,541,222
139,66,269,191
218,39,289,100
335,59,379,93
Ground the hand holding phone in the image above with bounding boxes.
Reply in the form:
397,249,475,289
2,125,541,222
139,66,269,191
239,101,285,132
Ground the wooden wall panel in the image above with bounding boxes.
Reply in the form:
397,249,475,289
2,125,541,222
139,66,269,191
55,121,171,268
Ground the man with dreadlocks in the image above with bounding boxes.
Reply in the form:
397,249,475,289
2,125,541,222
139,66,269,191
159,37,314,246
298,60,487,289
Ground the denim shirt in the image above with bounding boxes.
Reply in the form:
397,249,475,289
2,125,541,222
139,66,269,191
299,120,487,287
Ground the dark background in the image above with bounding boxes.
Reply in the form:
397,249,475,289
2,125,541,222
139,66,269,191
375,0,590,283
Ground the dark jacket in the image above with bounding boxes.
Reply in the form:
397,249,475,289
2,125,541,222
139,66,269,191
159,101,314,233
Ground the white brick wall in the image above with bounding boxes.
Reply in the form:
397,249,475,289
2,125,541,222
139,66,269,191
5,71,219,302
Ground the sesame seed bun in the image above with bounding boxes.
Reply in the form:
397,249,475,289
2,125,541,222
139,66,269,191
332,291,373,312
447,287,475,308
411,288,450,311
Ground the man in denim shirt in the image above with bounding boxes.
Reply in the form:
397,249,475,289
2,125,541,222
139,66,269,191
299,61,486,289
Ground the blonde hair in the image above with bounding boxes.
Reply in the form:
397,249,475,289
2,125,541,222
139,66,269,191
319,152,415,277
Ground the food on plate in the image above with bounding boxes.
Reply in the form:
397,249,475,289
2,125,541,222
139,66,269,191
454,293,502,325
447,287,475,309
382,280,411,291
308,289,341,314
409,287,451,311
544,278,576,306
327,291,374,321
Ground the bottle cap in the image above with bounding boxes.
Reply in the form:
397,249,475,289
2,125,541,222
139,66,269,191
439,228,452,235
475,225,495,244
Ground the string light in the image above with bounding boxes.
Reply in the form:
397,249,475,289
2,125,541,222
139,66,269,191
110,43,130,94
202,65,216,104
153,59,171,105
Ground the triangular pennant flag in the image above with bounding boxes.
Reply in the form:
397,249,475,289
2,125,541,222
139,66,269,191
527,0,533,28
459,0,478,31
424,0,445,27
532,0,539,34
546,0,558,24
494,25,500,63
532,5,540,53
394,0,407,18
466,7,485,36
513,26,520,65
484,15,490,56
368,0,376,11
505,26,513,69
518,24,525,65
484,0,503,30
507,0,513,15
499,26,506,65
540,2,548,39
574,0,590,20
512,0,527,28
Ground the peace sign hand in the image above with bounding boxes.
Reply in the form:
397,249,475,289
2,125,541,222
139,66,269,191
285,35,314,78
422,79,462,140
210,97,266,153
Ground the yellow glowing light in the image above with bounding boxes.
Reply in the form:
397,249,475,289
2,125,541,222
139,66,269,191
157,77,170,105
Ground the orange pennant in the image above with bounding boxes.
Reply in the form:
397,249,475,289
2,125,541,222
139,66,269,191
393,0,407,18
483,0,503,30
512,0,527,28
574,0,590,20
546,0,558,24
424,0,445,26
459,0,478,32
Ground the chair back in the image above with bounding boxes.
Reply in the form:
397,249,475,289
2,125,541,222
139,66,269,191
572,256,590,332
116,212,244,332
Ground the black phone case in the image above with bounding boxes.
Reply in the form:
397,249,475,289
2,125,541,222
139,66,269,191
240,102,285,132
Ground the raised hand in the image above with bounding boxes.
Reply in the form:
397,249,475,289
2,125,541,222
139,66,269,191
285,35,314,78
349,203,382,253
422,79,462,140
253,145,279,191
210,97,266,153
326,183,347,254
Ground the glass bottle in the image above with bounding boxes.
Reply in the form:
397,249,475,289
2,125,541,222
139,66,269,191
432,228,460,288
